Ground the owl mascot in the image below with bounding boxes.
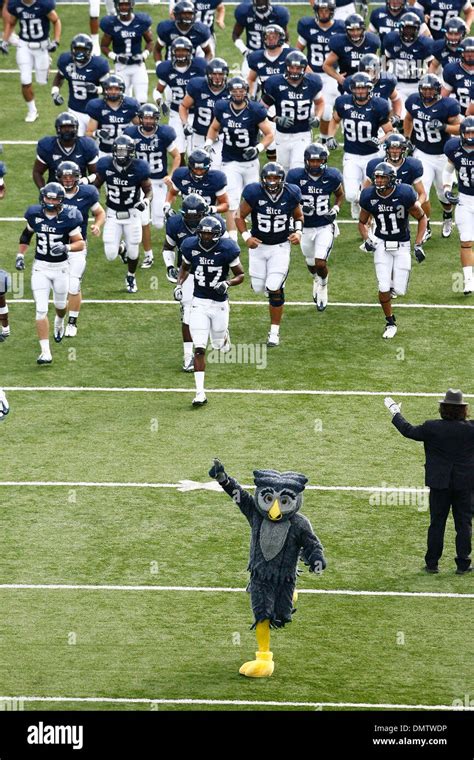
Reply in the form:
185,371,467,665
209,458,326,678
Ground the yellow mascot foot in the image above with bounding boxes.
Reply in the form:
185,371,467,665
239,651,274,678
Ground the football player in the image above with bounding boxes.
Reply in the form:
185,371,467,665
0,267,9,341
124,102,180,269
95,134,152,293
86,73,140,158
323,13,380,87
100,0,152,104
364,134,426,205
404,73,461,239
422,0,474,42
309,0,358,22
56,160,105,336
179,57,229,166
176,215,244,407
359,162,427,339
205,75,274,240
327,72,393,218
0,387,9,420
235,162,303,347
287,143,344,311
165,148,229,216
383,13,434,114
164,194,215,369
232,0,289,77
170,0,225,54
429,18,466,74
15,182,85,363
248,23,292,98
89,0,115,56
51,34,110,136
0,0,61,122
442,37,474,116
262,50,324,173
443,117,474,294
155,0,212,61
33,113,98,188
297,0,345,144
154,36,207,164
368,0,429,44
343,54,402,123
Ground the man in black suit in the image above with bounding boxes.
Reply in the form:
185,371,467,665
385,389,474,575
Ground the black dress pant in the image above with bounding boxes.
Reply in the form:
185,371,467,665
425,488,472,570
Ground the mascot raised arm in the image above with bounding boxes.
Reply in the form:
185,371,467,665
209,458,326,678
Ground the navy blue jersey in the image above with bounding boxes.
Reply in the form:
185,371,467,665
171,166,227,205
286,166,342,229
369,6,424,42
63,185,100,240
123,124,176,180
247,45,295,83
7,0,54,42
36,135,98,182
328,32,380,76
86,95,140,153
214,99,268,163
445,136,474,196
405,93,460,154
193,0,222,33
186,76,227,135
242,182,302,244
334,94,390,155
181,235,240,301
383,32,434,84
96,156,150,211
166,211,225,266
365,156,424,186
442,62,474,115
25,203,83,263
359,183,417,242
263,73,323,134
234,2,290,51
343,72,397,101
156,18,211,58
432,39,462,68
156,57,207,113
57,53,110,114
297,17,345,74
420,0,468,40
100,12,152,62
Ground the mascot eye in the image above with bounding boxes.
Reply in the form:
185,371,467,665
281,496,291,507
263,493,273,504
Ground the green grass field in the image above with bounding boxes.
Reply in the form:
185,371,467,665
0,3,473,714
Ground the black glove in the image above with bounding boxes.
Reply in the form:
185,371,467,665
323,207,339,222
97,128,112,141
84,82,99,95
326,137,338,151
364,239,376,252
390,114,403,131
134,200,147,212
414,244,425,263
161,103,169,117
0,41,9,55
209,458,228,484
444,190,459,205
428,119,446,132
51,243,69,256
116,53,129,64
213,280,229,296
309,116,320,129
47,40,59,52
173,285,183,301
182,123,193,137
301,201,315,215
52,92,64,106
405,139,415,155
15,254,25,271
275,115,294,128
242,146,259,160
163,203,175,220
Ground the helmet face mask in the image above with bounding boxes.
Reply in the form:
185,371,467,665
55,113,79,143
114,0,134,19
385,135,406,163
103,74,126,103
227,76,249,104
285,51,307,83
206,58,229,90
252,0,271,17
188,149,211,181
138,103,160,133
304,143,328,176
56,161,81,191
182,194,209,230
174,1,196,30
418,74,441,104
314,0,336,23
461,38,474,66
196,216,223,250
261,162,285,196
446,19,467,50
359,53,381,83
387,0,405,13
373,163,396,192
113,135,136,167
71,34,93,64
345,15,365,44
461,117,474,146
40,182,65,213
350,73,373,104
264,25,285,50
399,14,421,43
171,37,193,67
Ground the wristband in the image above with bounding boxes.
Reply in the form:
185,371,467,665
65,244,71,253
332,204,340,215
51,85,59,96
208,205,217,213
257,143,264,153
235,39,248,54
294,220,303,232
242,230,251,241
0,178,4,187
142,49,150,60
204,138,214,147
108,51,117,61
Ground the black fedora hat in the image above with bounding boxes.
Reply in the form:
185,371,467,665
439,389,468,406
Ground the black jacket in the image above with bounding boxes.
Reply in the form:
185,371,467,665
392,413,474,489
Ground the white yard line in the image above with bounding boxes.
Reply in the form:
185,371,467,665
0,583,472,600
0,480,428,492
0,694,470,710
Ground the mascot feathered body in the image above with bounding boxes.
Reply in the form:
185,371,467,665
209,459,326,678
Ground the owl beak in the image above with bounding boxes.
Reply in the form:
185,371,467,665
268,499,282,521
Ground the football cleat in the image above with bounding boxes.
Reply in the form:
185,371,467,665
141,252,154,269
464,277,473,295
192,392,208,407
382,321,397,339
441,217,453,238
37,352,53,364
118,240,128,264
182,356,195,372
350,200,360,220
166,266,179,283
220,330,231,353
312,278,318,304
2,325,10,337
65,320,77,337
54,322,65,343
0,334,4,343
317,282,328,311
25,109,39,123
125,275,137,293
267,331,280,347
422,226,432,242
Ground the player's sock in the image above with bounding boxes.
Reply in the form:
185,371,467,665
40,338,50,353
320,275,328,287
162,249,175,268
27,99,37,114
463,265,473,280
443,210,453,219
144,249,153,258
195,371,205,394
228,230,238,242
91,33,99,47
269,324,280,337
54,315,64,330
183,341,193,363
